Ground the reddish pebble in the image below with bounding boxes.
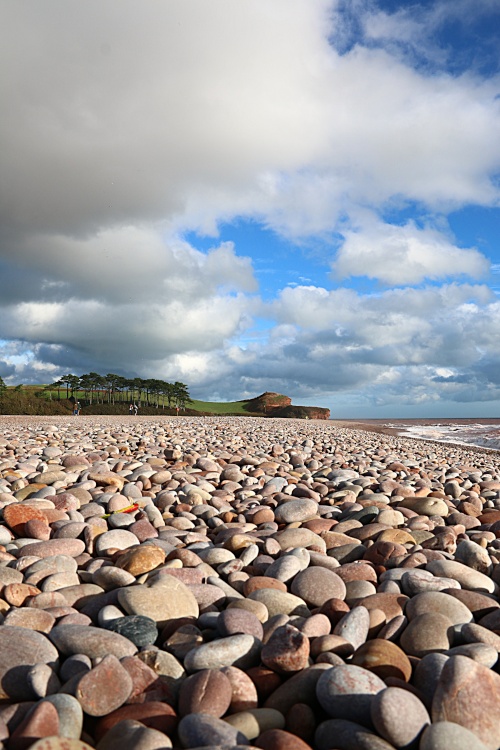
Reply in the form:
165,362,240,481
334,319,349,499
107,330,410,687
9,701,59,750
261,625,310,674
76,655,133,716
256,728,313,750
95,701,177,741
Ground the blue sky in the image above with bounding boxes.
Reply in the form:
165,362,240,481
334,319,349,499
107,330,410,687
0,0,499,417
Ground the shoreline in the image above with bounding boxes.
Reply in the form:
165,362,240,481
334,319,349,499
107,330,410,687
330,419,500,456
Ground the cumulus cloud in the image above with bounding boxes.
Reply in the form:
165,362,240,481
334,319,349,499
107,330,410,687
332,219,490,284
1,0,500,414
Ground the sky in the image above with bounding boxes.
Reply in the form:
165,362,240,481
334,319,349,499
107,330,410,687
0,0,499,418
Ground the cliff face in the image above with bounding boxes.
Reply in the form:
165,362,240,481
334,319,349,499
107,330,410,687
245,392,292,413
245,392,330,420
272,405,331,420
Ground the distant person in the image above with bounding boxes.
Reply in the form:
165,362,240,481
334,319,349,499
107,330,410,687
129,403,134,415
133,403,138,415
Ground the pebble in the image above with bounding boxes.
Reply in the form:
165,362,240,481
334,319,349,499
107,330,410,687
117,576,199,624
432,655,500,748
316,664,386,724
104,615,158,648
178,669,232,717
177,712,249,747
184,633,261,672
420,722,490,750
371,687,430,748
95,719,173,750
49,624,137,659
0,414,498,750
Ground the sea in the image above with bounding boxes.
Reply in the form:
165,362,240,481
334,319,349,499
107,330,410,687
344,419,500,452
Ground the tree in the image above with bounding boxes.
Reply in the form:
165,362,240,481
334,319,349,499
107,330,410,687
0,376,6,399
49,378,65,400
61,374,76,399
173,381,191,410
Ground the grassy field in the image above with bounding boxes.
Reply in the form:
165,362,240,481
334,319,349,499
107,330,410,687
189,399,251,414
0,385,257,416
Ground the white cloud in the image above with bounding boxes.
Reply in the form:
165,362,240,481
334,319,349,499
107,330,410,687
1,0,500,414
332,219,489,284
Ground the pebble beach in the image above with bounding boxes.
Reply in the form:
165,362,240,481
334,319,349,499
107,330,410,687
0,415,499,750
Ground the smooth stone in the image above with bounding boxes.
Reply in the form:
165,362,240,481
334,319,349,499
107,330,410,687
217,608,264,640
115,545,166,576
9,700,60,750
75,655,133,716
444,589,500,619
351,639,412,682
256,728,314,750
23,556,78,577
95,702,177,741
261,624,310,673
426,560,496,594
371,687,430,748
274,499,318,524
184,634,261,672
14,539,85,559
447,642,498,668
92,566,136,590
118,576,199,625
432,655,500,749
54,583,105,608
399,613,454,657
248,589,310,619
177,712,249,748
104,615,158,648
333,606,370,650
49,624,137,659
316,664,386,724
420,722,489,750
27,664,61,698
460,622,500,651
221,665,259,713
290,567,346,607
0,567,23,585
94,529,139,556
401,571,460,596
3,608,56,633
398,497,449,517
405,591,474,625
0,626,59,701
412,653,449,711
42,694,83,739
273,528,326,553
178,669,232,717
40,571,81,592
58,655,92,683
345,579,377,604
264,556,302,583
454,539,493,575
224,707,285,740
264,664,331,714
356,593,408,620
95,719,173,750
315,718,398,750
136,649,185,703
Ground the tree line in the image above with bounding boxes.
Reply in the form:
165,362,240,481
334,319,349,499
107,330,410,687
46,373,192,409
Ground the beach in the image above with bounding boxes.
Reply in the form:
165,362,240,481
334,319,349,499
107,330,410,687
0,415,499,750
